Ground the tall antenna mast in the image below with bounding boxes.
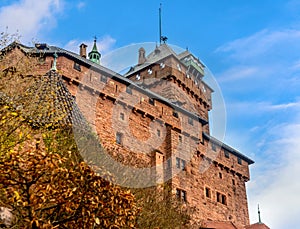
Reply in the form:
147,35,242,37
159,3,162,44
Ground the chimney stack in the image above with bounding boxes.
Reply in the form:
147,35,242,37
138,47,146,65
79,43,87,58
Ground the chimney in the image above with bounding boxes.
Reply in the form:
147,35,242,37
79,43,87,58
138,47,146,65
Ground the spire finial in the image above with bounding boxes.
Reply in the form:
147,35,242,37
159,3,162,44
258,204,262,224
159,4,168,44
51,52,58,71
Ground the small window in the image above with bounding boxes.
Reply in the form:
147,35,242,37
178,135,182,143
232,179,235,185
116,132,122,145
176,157,186,170
74,62,81,71
205,187,211,198
100,75,107,83
216,192,221,203
126,86,132,95
216,192,227,205
222,195,227,205
157,129,161,137
212,143,216,152
224,150,230,158
173,111,179,118
219,172,222,179
176,157,180,169
238,157,242,165
188,117,194,126
120,113,124,121
176,189,187,202
181,160,186,170
149,98,155,105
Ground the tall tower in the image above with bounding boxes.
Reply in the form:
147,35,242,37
88,38,101,64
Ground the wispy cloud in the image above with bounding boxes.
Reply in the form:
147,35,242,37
216,29,300,62
248,120,300,228
215,26,300,228
0,0,63,43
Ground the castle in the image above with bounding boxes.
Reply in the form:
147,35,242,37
1,40,270,229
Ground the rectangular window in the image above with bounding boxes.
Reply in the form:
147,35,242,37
126,86,132,94
221,195,227,205
149,98,155,105
120,113,124,121
178,135,182,143
176,157,186,170
176,157,180,169
73,62,81,71
181,160,186,170
216,192,227,205
173,111,179,118
176,189,187,202
238,157,242,165
232,179,235,186
212,143,216,152
188,117,194,125
116,132,122,145
219,172,222,179
216,192,221,203
100,75,107,83
205,187,211,198
224,150,230,158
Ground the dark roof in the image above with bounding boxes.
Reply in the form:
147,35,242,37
203,132,254,164
22,70,88,129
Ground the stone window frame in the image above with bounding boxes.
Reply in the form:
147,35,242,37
73,62,81,71
126,86,132,95
224,150,230,158
149,98,155,105
175,157,186,170
100,75,107,83
237,157,242,165
216,192,227,205
211,142,217,152
205,187,211,198
176,188,187,202
119,112,125,121
116,132,123,145
188,116,194,126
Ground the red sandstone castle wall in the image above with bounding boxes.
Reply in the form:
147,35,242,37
1,49,251,227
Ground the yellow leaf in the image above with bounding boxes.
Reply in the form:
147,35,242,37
95,217,100,225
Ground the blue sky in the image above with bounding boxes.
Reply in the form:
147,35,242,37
1,0,300,228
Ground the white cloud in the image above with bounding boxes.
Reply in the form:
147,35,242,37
216,66,258,83
0,0,63,43
216,29,300,62
248,120,300,229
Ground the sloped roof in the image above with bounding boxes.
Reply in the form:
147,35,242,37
245,223,270,229
22,70,88,129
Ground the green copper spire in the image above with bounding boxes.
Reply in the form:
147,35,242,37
88,37,101,64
